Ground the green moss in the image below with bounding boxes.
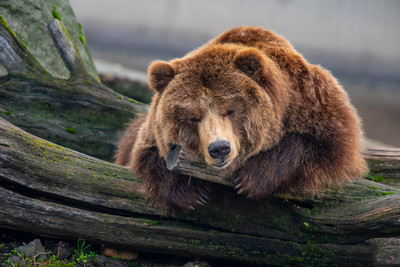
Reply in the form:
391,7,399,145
0,111,12,115
52,6,62,21
365,173,385,183
130,218,161,227
0,15,7,26
367,185,379,190
129,98,139,104
21,42,28,50
0,15,17,38
102,173,123,179
88,72,100,83
149,221,159,226
79,34,86,44
378,191,397,196
303,206,319,216
65,127,77,134
290,243,336,266
372,176,384,182
118,95,124,99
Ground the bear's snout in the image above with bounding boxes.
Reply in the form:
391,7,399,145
208,140,231,160
198,113,239,168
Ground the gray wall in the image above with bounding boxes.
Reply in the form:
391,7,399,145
71,0,400,77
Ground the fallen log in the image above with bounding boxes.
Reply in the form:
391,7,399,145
2,116,400,265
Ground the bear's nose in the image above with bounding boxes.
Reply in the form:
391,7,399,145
208,140,231,159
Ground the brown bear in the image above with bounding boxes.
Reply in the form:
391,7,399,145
115,26,367,211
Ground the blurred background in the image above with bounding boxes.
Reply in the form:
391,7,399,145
70,0,400,147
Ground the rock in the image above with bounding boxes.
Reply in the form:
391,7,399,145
16,239,48,261
45,240,72,259
183,260,210,267
100,247,138,261
94,255,127,267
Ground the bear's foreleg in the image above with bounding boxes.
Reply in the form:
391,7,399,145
235,133,308,199
131,145,209,211
235,130,364,198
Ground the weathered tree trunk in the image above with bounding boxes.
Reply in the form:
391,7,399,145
2,115,400,266
2,12,400,266
0,17,146,162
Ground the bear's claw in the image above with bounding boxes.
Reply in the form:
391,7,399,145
236,188,245,195
165,179,210,212
200,192,209,200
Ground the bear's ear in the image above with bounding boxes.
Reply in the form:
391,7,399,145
233,48,268,87
148,61,176,93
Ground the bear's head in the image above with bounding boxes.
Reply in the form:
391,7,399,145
148,44,289,169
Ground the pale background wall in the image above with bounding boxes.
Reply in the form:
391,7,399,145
70,0,400,77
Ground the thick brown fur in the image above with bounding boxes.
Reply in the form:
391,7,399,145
115,26,368,211
115,115,147,166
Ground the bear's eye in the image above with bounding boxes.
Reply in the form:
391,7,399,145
226,109,235,116
188,117,201,123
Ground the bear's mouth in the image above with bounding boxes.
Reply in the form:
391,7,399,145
214,159,229,168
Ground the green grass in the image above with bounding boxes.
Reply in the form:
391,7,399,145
1,238,96,267
72,238,96,267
